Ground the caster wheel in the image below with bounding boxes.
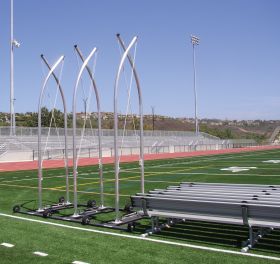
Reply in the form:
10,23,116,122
58,196,65,204
87,200,96,208
43,209,52,218
82,216,91,225
13,205,20,213
124,203,133,213
127,222,136,232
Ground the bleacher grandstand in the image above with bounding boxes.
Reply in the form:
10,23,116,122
0,127,256,162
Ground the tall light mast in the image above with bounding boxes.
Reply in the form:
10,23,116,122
191,35,199,136
10,0,20,136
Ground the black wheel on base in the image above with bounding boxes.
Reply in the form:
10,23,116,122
124,203,133,213
58,196,65,204
81,216,91,225
13,205,20,213
43,209,52,218
87,200,96,208
127,222,136,232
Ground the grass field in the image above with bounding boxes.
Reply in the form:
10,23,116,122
1,149,280,263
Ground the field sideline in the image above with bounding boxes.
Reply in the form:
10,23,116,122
1,148,280,263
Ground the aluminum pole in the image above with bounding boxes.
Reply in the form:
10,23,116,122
74,45,104,208
116,34,144,194
193,44,198,135
38,55,65,211
73,48,97,216
10,0,15,136
191,35,199,136
114,36,138,222
40,55,70,204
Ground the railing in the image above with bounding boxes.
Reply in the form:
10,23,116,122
269,126,280,143
0,143,7,156
30,141,257,161
0,126,258,162
0,126,217,139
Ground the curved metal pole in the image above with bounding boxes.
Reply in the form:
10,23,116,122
38,55,64,211
114,36,138,222
74,45,104,208
116,34,144,194
73,47,97,216
41,55,70,204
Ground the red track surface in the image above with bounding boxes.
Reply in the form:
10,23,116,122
0,145,280,172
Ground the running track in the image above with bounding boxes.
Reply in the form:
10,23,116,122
0,145,280,172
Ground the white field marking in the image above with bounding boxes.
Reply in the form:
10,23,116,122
77,190,130,197
1,175,65,183
0,213,280,261
220,167,257,173
172,148,280,159
1,242,14,248
157,172,280,177
263,160,280,164
73,149,280,174
113,150,274,172
125,179,181,184
141,150,280,170
33,251,48,257
72,261,90,264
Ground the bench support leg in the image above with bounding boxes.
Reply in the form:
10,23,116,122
241,226,273,253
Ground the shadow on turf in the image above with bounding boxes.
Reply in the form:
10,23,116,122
135,220,280,254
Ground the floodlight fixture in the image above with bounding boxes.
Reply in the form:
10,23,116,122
12,39,20,48
191,35,200,46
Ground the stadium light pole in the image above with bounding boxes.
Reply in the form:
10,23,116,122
10,0,20,136
191,35,199,136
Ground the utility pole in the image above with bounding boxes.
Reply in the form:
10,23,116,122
10,0,20,136
191,35,199,136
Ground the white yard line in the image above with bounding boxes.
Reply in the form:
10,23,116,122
0,212,280,261
72,261,90,264
1,175,64,183
33,251,48,257
140,171,280,177
1,242,14,248
142,150,280,170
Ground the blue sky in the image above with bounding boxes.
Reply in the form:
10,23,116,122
0,0,280,120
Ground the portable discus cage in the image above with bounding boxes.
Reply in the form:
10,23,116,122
13,35,146,230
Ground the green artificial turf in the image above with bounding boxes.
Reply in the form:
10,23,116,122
1,149,280,263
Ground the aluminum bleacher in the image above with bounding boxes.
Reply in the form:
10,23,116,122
0,127,256,162
131,182,280,252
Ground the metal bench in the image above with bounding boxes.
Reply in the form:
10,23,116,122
131,182,280,252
